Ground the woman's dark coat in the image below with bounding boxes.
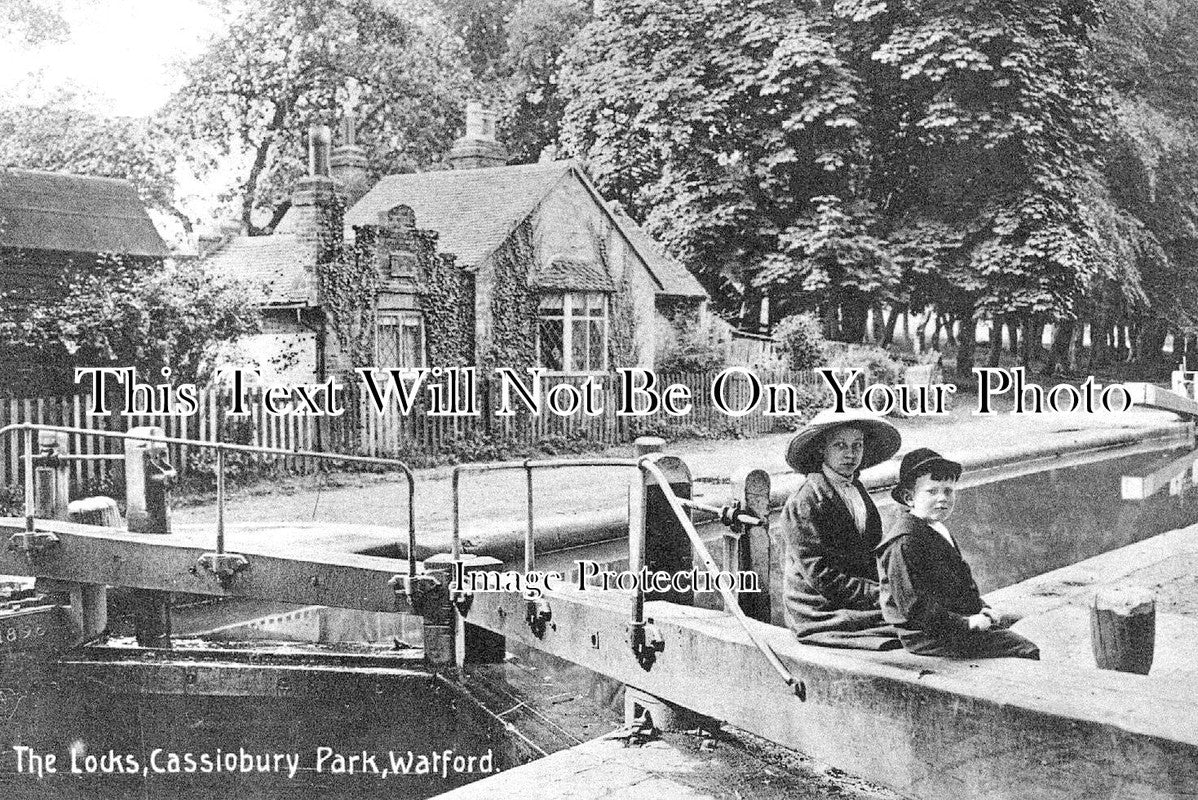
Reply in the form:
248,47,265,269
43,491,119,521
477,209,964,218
781,471,899,650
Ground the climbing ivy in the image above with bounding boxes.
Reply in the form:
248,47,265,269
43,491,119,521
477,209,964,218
482,218,538,372
317,198,378,371
417,240,475,367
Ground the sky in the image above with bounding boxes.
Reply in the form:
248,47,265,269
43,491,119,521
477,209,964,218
1,0,221,116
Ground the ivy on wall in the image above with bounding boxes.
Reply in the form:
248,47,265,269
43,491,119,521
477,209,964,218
317,203,379,371
417,237,474,367
482,218,538,372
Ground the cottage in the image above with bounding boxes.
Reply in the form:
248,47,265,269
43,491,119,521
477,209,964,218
0,167,169,393
203,105,709,385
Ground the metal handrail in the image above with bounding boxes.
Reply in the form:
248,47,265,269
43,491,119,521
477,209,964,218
0,423,419,578
449,454,801,693
451,458,639,567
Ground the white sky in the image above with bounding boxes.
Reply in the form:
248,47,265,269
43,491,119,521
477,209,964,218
1,0,220,116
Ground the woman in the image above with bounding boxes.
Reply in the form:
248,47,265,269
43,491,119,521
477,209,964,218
781,409,902,650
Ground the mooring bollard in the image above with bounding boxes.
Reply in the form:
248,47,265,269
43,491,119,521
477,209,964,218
33,431,70,521
731,467,772,623
420,553,506,669
1090,585,1155,675
31,432,108,644
124,427,174,649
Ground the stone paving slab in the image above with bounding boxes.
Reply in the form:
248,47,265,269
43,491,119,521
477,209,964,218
992,523,1198,681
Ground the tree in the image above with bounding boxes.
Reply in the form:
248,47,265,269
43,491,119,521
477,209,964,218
0,259,260,394
0,0,70,46
0,90,187,229
560,0,895,336
164,0,471,234
833,0,1111,370
434,0,590,164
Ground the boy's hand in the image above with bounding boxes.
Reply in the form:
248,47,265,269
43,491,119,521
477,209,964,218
968,613,992,632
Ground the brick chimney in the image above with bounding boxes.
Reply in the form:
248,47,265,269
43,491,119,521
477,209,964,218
447,102,509,170
331,114,370,207
275,125,343,258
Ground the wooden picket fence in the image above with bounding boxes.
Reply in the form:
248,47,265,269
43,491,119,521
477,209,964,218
0,369,837,488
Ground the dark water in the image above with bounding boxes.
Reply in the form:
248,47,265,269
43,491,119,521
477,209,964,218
0,660,525,800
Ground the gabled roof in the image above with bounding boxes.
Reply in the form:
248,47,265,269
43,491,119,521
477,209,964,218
608,207,707,298
346,161,569,268
347,159,708,300
202,234,317,306
0,167,169,257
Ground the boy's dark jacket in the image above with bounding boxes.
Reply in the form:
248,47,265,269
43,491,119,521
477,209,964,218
875,509,985,643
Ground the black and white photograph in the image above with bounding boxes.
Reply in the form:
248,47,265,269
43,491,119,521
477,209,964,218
1,0,1196,798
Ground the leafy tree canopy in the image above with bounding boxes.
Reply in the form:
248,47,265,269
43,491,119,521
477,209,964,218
0,259,261,392
164,0,471,234
561,0,889,331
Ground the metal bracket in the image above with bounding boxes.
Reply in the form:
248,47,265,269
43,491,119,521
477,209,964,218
628,618,665,670
390,573,443,617
526,598,552,638
195,552,250,587
7,532,60,558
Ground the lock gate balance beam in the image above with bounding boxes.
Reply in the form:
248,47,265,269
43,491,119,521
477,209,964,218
0,518,420,614
459,585,1198,800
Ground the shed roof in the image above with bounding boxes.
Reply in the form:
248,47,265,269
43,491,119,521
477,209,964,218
0,167,169,257
201,234,317,306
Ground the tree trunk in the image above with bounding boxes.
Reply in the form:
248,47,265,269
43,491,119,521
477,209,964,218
988,318,1002,367
944,313,957,346
1047,320,1074,375
820,304,838,340
1006,319,1020,355
841,297,869,343
881,304,903,348
956,308,977,381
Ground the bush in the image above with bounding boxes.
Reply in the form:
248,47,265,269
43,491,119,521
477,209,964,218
656,313,728,373
824,343,906,385
773,313,827,369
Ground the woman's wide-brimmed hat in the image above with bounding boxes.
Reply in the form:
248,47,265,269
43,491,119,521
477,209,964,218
785,409,902,474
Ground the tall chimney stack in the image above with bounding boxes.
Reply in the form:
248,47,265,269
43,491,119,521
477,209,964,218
331,114,370,207
309,124,332,177
447,102,509,170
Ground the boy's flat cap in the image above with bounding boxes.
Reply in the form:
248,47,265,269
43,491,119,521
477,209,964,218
891,447,962,503
786,409,901,474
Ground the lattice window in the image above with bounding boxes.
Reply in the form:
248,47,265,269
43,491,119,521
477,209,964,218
377,313,425,368
536,292,607,373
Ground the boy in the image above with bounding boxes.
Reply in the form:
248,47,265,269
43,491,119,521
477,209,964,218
876,448,1039,659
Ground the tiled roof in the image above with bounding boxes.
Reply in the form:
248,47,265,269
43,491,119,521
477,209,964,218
609,208,706,298
0,167,169,257
201,234,317,306
348,159,710,300
346,161,570,268
531,256,615,292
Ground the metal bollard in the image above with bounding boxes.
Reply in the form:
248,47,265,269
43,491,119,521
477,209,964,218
731,468,772,623
422,553,506,668
124,427,174,648
33,431,71,521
